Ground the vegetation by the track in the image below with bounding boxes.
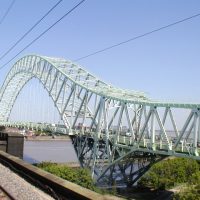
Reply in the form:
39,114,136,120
138,157,200,199
36,162,116,195
37,162,96,190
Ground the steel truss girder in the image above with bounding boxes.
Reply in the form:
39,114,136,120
97,151,165,187
71,134,165,187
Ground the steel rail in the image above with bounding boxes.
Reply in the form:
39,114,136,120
0,184,17,200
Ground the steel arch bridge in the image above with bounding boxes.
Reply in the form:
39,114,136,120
0,54,200,186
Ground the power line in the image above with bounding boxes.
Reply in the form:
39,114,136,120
0,0,63,61
0,0,16,25
0,0,86,71
74,12,200,61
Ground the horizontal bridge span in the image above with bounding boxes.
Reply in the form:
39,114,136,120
1,120,200,160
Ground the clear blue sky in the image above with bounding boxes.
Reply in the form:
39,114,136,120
0,0,200,123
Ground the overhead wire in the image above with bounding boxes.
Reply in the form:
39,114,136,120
0,0,86,71
74,12,200,61
0,0,63,61
0,0,16,26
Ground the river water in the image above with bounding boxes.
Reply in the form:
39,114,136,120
23,140,78,164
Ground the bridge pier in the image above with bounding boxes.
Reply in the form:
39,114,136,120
0,130,24,159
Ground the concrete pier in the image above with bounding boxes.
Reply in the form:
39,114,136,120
0,131,24,159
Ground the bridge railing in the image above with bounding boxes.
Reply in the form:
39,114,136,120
1,121,200,157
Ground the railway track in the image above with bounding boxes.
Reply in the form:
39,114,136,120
0,185,16,200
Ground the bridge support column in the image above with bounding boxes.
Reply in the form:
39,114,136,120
0,131,24,159
193,112,199,156
151,108,156,151
198,111,200,145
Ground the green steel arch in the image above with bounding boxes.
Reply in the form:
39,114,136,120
0,54,147,122
1,55,200,123
0,54,200,186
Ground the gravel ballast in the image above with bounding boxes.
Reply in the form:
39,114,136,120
0,163,54,200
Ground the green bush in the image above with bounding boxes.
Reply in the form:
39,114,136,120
138,158,200,190
189,171,200,184
37,162,96,191
173,184,200,200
